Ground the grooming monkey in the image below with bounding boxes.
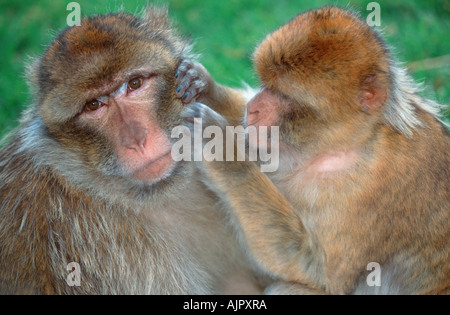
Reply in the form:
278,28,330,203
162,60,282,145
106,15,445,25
0,7,264,294
184,7,450,294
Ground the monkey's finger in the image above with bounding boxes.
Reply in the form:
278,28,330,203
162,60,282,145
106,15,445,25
182,103,228,129
176,69,199,98
181,103,204,120
175,59,193,83
180,103,206,128
182,80,207,104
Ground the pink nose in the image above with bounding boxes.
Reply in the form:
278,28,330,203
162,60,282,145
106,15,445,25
246,96,262,126
120,121,149,154
245,88,284,127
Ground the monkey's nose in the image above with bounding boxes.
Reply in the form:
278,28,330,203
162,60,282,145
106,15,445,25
246,96,262,126
120,123,149,154
246,109,260,126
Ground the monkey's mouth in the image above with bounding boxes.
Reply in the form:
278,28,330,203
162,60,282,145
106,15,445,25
130,151,174,182
246,127,275,150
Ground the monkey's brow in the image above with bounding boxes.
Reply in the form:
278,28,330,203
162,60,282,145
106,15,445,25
124,68,153,80
91,68,153,100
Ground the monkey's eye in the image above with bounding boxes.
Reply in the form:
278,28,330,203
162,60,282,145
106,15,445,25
84,99,104,112
127,77,143,91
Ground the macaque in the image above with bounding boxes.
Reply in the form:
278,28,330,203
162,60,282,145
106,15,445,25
184,7,449,294
0,7,263,294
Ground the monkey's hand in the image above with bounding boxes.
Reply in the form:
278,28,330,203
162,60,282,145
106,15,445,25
181,102,229,162
182,102,229,132
175,59,213,104
181,103,316,290
175,59,246,126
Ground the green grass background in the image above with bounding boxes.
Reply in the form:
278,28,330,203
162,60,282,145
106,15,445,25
0,0,449,138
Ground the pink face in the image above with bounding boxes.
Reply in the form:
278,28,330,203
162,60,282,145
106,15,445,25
246,88,289,149
246,88,286,128
78,72,175,183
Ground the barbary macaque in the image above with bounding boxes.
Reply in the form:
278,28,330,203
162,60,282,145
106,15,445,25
184,7,449,294
0,7,263,294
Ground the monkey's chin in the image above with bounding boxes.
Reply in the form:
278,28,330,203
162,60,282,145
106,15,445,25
130,151,175,183
247,129,272,150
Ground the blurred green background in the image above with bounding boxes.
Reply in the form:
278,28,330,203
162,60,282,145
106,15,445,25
0,0,449,138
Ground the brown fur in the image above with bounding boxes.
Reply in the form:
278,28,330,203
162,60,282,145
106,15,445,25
196,7,449,294
0,7,262,294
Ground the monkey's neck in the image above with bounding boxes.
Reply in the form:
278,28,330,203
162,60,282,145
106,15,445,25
302,150,360,177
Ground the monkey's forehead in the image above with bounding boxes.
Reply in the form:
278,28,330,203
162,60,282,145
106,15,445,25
58,13,180,56
253,6,390,93
39,13,181,88
29,11,187,124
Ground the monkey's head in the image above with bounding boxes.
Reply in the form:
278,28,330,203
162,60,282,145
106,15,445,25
28,7,189,185
248,7,391,154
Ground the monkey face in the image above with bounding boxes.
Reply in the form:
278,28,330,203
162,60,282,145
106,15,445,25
245,87,320,151
28,11,189,184
249,7,391,154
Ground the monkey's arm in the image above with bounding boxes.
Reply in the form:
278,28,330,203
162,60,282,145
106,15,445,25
175,59,247,126
207,83,247,127
203,158,318,285
182,103,324,292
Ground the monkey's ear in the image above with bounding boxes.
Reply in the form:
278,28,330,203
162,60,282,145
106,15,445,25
358,74,387,114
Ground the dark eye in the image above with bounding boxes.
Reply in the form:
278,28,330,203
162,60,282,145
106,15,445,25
128,77,142,91
85,99,102,112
